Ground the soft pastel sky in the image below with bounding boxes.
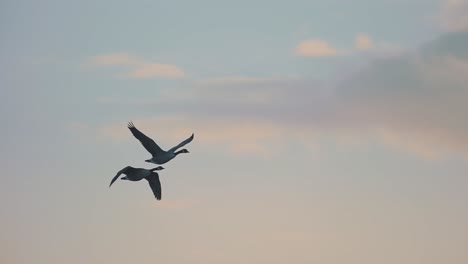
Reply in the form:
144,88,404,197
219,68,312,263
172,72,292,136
1,0,468,263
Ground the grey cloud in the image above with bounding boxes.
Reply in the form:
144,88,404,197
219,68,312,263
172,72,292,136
423,31,468,58
108,31,468,157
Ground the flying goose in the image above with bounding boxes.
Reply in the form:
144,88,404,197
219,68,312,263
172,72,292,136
127,122,194,165
109,166,164,200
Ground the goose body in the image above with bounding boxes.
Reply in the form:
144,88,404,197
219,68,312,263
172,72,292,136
109,166,164,200
127,122,194,165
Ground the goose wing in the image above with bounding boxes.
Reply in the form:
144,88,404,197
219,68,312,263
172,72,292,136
145,173,162,200
168,133,194,153
109,166,130,187
127,122,164,156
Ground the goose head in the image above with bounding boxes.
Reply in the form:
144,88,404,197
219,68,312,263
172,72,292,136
175,149,190,155
150,166,165,171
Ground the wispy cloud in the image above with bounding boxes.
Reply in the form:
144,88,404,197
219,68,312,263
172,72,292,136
98,117,288,157
126,63,184,79
94,32,468,159
296,35,401,58
87,52,184,79
89,53,141,66
355,33,374,50
295,39,338,57
195,75,301,86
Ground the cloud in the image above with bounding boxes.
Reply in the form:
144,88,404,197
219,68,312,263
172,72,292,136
98,116,289,157
195,75,301,86
355,33,374,50
87,52,184,79
332,49,468,158
439,0,468,32
96,31,468,159
125,63,184,79
89,53,141,66
295,39,338,57
296,35,399,58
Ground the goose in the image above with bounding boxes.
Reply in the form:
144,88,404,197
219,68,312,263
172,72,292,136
109,166,164,200
127,122,194,165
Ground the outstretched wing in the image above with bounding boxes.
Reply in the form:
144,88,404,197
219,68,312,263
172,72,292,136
168,133,194,153
145,173,162,200
109,166,129,187
127,122,164,156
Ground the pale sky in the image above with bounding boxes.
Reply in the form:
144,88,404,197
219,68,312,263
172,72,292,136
1,1,468,263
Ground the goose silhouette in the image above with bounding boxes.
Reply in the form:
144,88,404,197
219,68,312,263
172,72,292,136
127,122,194,165
109,166,164,200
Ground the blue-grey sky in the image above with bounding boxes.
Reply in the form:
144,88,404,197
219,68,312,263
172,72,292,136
2,1,468,263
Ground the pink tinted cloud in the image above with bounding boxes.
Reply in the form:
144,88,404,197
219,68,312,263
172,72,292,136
355,33,374,50
88,52,184,79
295,39,338,57
93,32,468,159
89,53,141,66
126,63,184,79
97,116,291,157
